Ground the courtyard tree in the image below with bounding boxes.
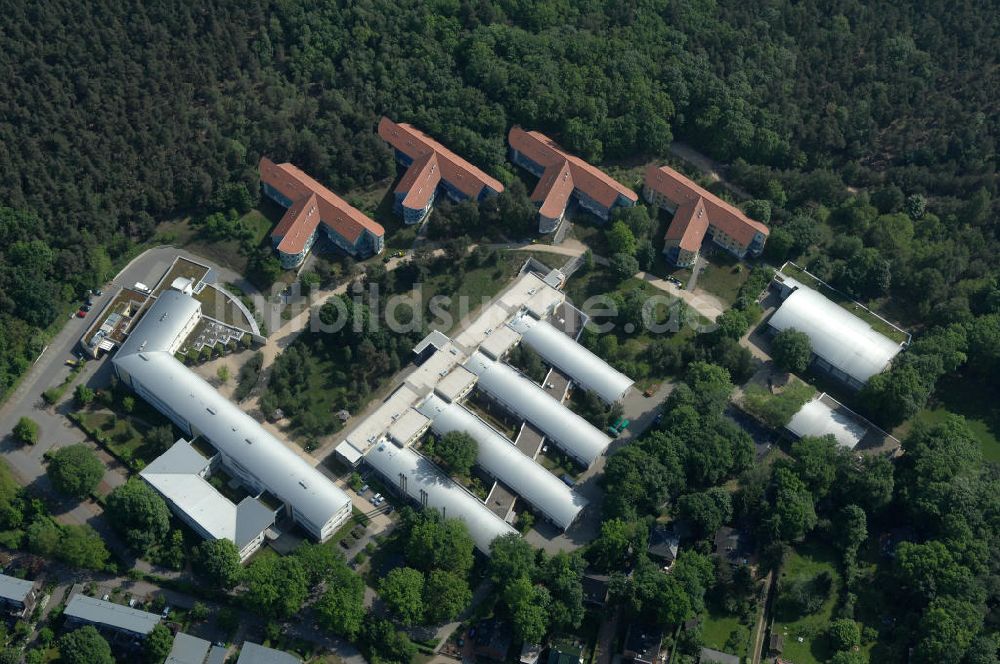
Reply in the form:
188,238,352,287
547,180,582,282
430,431,478,477
58,626,114,664
422,570,472,624
13,417,39,446
379,567,425,626
771,328,812,373
316,559,365,639
609,253,640,283
193,538,242,589
105,478,171,553
47,444,104,499
488,533,537,583
242,555,309,619
606,221,638,256
144,624,174,663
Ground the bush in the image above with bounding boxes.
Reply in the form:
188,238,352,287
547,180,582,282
827,618,861,652
777,571,833,618
47,444,104,499
13,417,39,445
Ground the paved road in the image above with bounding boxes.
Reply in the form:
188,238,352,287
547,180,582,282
0,246,258,572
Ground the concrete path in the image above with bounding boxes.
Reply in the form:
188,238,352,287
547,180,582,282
636,271,726,323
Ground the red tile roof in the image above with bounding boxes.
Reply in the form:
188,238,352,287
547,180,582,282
260,157,384,255
378,117,503,208
273,193,321,255
665,198,710,252
508,127,638,217
645,164,769,250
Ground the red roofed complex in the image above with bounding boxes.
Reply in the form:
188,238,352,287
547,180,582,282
260,158,385,268
378,117,504,225
643,165,769,267
508,127,638,233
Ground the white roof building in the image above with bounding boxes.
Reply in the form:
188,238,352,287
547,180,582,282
464,352,611,467
365,441,517,553
140,440,275,560
508,313,633,403
418,394,587,530
113,289,352,543
786,392,900,451
237,641,302,664
768,276,902,387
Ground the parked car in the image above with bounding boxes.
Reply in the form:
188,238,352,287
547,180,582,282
76,310,87,318
359,484,369,495
82,303,92,312
161,606,171,617
560,474,576,487
643,385,657,397
94,288,103,296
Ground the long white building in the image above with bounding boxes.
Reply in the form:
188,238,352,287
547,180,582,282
508,313,633,403
768,275,903,389
114,289,352,544
364,441,517,553
417,394,587,530
464,352,612,467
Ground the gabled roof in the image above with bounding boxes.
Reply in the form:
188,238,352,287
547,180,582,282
379,117,504,202
273,193,321,256
397,152,442,211
664,197,710,252
65,594,162,635
0,574,35,603
260,157,384,253
508,127,638,213
645,164,769,248
237,641,302,664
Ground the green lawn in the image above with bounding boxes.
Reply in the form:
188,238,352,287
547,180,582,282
696,253,751,304
771,540,842,664
896,372,1000,463
700,600,749,657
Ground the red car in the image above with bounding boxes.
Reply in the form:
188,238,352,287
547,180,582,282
76,310,87,318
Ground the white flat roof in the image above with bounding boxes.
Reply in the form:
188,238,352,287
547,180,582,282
405,340,467,393
418,395,586,530
509,313,633,403
434,366,477,402
388,408,431,446
478,325,522,361
0,574,34,603
345,385,422,455
364,442,517,553
453,272,564,350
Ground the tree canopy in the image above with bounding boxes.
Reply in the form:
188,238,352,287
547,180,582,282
46,444,104,499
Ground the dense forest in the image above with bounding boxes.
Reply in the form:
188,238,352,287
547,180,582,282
2,0,998,397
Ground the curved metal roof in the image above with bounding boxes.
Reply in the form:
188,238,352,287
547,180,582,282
508,314,633,403
768,284,902,385
464,352,611,466
113,291,351,536
418,395,586,530
364,441,517,553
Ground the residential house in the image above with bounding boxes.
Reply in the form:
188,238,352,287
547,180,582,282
647,525,680,569
581,573,610,607
64,594,162,641
623,624,664,664
698,647,740,664
166,632,228,664
473,618,512,662
713,527,752,567
237,641,302,664
643,164,769,267
259,157,385,268
378,117,504,224
509,127,637,233
0,575,38,618
548,638,584,664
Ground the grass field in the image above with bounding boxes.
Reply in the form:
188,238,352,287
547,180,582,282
771,540,842,664
696,252,751,304
700,599,749,657
908,372,1000,463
